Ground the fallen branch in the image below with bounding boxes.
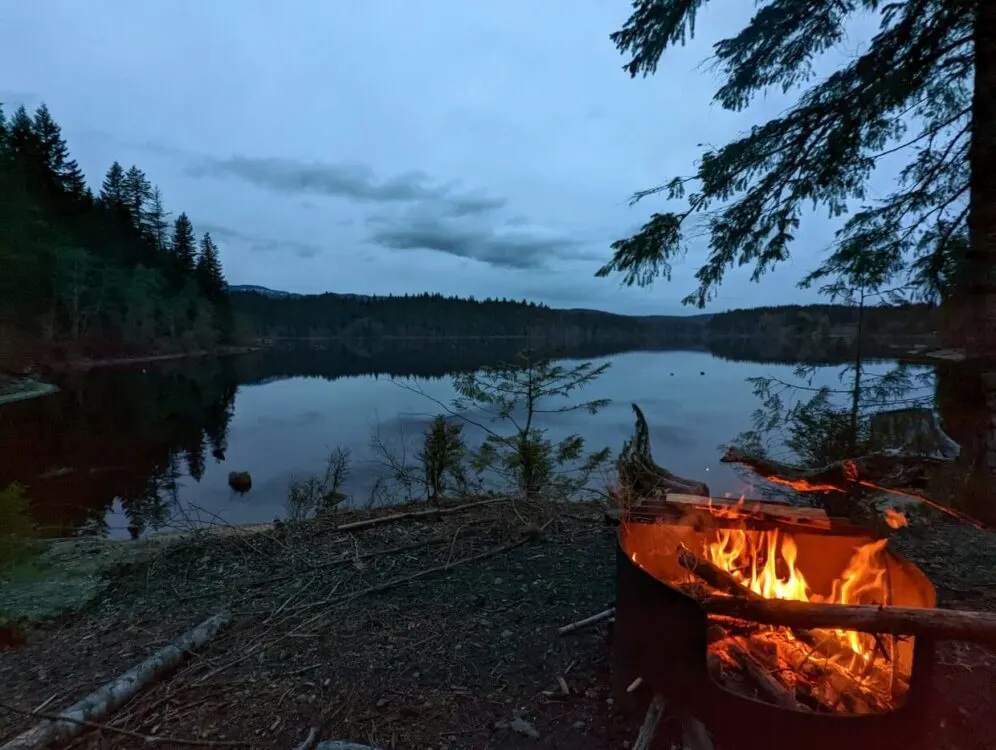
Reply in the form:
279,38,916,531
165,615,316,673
0,612,232,750
720,447,983,529
557,607,616,635
292,727,319,750
632,694,665,750
699,597,996,644
178,536,451,602
0,702,247,748
316,497,506,536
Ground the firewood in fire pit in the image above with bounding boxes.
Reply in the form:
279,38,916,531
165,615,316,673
719,446,985,529
677,544,821,648
698,595,996,644
711,632,806,710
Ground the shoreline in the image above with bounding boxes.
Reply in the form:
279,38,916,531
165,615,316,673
0,345,263,407
59,344,262,372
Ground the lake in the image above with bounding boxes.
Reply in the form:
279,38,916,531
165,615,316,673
0,340,932,539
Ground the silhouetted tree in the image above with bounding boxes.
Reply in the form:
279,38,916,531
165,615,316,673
597,0,994,515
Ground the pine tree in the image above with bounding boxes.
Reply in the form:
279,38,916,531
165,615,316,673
7,106,38,165
100,161,126,206
171,212,197,277
0,104,8,161
146,186,171,252
122,165,151,231
196,232,226,299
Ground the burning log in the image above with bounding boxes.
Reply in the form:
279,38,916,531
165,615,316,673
714,636,804,710
617,404,710,503
677,544,763,600
698,596,996,644
678,545,822,647
720,447,984,528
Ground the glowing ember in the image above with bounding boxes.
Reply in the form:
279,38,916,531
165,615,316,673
686,514,905,712
884,508,909,529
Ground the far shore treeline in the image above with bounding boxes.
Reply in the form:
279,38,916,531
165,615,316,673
1,101,938,376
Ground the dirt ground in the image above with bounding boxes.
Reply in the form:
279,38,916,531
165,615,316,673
0,499,994,750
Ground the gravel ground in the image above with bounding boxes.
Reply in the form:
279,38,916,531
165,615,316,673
0,500,994,750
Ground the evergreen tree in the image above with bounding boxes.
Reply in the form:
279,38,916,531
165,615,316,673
146,186,170,252
31,104,87,203
171,212,197,277
196,232,226,300
122,165,151,230
0,102,231,351
6,106,38,167
100,161,126,206
596,1,994,516
0,104,9,162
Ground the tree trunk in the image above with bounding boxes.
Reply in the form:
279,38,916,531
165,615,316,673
946,0,996,520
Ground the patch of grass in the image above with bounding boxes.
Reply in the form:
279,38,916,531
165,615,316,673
0,483,40,572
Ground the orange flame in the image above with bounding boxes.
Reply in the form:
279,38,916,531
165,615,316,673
701,528,890,669
884,508,909,529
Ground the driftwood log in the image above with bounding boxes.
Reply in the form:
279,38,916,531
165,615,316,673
699,596,996,644
720,447,983,528
0,611,231,750
617,404,710,502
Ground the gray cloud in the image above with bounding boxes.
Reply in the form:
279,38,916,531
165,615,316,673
186,154,506,217
367,213,597,271
199,224,323,259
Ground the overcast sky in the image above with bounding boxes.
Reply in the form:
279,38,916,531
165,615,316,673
1,1,886,315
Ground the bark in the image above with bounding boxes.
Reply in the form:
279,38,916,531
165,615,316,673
720,446,984,528
0,612,231,750
616,403,710,503
698,597,996,644
947,0,996,521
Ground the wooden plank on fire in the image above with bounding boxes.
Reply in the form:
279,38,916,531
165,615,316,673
698,596,996,644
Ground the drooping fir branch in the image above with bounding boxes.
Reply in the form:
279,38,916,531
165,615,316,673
598,0,973,306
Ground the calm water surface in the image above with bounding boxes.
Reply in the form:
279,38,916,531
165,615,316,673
0,343,920,539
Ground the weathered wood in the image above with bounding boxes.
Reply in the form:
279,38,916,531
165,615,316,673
317,498,505,536
618,404,710,502
632,694,666,750
0,611,231,750
699,596,996,643
720,446,984,528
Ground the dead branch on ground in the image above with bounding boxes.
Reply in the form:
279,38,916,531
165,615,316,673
0,612,232,750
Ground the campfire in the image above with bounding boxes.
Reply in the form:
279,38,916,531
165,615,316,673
620,496,931,716
557,405,996,749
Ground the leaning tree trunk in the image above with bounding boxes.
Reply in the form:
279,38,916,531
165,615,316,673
949,0,996,522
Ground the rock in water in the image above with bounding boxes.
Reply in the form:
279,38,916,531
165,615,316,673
228,471,252,493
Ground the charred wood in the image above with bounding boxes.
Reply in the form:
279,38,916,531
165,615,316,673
720,447,984,528
699,596,996,644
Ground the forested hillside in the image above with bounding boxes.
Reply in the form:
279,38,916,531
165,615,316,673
230,289,709,346
0,102,231,371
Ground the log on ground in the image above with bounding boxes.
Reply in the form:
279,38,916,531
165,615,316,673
0,611,232,750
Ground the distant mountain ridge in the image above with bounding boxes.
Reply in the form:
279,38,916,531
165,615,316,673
228,285,300,299
229,286,707,320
